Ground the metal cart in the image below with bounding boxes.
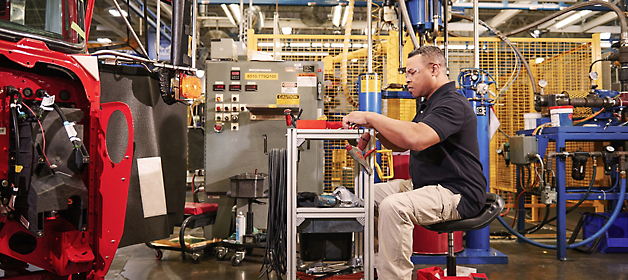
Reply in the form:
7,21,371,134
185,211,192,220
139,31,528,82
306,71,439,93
146,202,219,263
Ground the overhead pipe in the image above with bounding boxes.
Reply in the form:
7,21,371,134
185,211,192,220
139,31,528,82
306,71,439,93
473,0,479,69
367,0,373,73
503,0,627,46
110,0,149,58
399,4,404,72
443,0,448,69
127,0,172,41
398,0,420,48
156,0,160,60
240,0,244,41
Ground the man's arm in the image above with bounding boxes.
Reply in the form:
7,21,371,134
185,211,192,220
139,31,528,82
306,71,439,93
375,133,406,152
342,111,440,151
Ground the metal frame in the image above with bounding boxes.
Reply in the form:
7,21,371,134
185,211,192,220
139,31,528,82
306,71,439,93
522,126,628,260
286,128,374,280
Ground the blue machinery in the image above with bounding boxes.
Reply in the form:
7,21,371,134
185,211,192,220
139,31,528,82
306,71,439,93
507,126,628,260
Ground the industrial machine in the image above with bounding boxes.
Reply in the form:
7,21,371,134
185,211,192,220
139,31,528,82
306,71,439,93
491,0,628,261
204,60,325,262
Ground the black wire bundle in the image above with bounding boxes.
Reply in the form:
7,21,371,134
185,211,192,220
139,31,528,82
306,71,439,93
260,148,287,279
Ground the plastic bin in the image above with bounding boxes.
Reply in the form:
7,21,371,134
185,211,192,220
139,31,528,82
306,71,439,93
583,212,628,253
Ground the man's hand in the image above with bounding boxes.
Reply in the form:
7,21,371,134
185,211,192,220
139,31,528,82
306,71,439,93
342,111,374,129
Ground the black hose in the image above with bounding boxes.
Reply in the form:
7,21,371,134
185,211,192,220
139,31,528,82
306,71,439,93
521,205,550,235
260,148,287,280
452,13,538,95
589,59,605,75
500,166,597,236
10,103,20,193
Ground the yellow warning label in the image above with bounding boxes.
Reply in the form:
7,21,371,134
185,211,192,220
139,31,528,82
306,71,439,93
277,94,300,105
245,73,279,80
360,75,381,93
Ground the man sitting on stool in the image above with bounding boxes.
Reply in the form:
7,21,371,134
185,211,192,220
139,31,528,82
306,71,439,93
342,46,487,280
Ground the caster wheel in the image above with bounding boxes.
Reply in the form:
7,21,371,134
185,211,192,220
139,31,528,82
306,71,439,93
192,253,201,263
215,249,227,260
155,250,163,260
231,254,243,266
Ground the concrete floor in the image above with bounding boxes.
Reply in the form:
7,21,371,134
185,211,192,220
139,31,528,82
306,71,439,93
105,236,628,280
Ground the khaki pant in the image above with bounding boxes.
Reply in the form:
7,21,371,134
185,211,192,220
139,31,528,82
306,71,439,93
375,179,462,280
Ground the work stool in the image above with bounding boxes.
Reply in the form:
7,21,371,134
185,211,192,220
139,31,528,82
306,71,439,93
147,202,219,262
422,193,504,277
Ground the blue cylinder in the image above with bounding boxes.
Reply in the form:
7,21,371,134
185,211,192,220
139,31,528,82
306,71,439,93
462,73,491,251
358,73,382,113
407,0,443,34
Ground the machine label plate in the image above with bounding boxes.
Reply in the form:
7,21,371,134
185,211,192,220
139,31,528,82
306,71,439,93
297,73,317,87
360,75,380,93
245,73,278,80
277,94,299,105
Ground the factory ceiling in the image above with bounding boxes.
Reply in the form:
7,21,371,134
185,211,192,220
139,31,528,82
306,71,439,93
87,0,624,50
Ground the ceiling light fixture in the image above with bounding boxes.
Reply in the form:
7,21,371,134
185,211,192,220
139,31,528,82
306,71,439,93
331,5,343,27
221,4,236,27
228,4,242,25
108,9,127,17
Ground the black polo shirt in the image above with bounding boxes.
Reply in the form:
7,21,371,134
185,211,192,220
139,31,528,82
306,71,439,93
410,81,487,219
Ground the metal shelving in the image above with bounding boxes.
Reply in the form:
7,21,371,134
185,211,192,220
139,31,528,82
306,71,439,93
286,128,375,280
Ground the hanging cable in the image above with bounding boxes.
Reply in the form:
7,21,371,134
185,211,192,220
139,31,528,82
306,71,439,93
21,103,52,168
8,92,21,210
260,148,287,280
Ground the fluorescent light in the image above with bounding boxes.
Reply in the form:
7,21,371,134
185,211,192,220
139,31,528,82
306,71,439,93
282,27,292,35
331,5,343,27
536,57,545,64
221,4,236,27
555,10,591,29
228,4,242,25
331,43,345,48
281,52,330,56
258,42,284,48
447,45,466,50
312,43,323,47
323,43,330,47
97,38,112,43
108,9,127,17
601,41,612,48
352,43,363,48
290,43,311,47
601,32,611,40
351,58,358,62
341,5,350,27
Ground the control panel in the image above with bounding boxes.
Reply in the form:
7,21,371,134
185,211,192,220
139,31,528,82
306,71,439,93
204,61,325,239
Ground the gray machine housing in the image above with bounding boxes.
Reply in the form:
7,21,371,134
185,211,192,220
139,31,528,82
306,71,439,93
204,60,325,239
510,135,539,165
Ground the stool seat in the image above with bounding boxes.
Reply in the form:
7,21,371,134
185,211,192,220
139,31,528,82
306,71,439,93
184,202,219,216
423,193,504,233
